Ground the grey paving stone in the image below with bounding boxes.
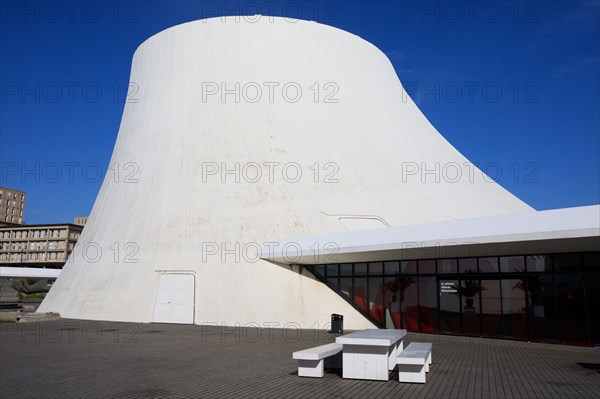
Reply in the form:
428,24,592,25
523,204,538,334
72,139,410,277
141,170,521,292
1,320,599,398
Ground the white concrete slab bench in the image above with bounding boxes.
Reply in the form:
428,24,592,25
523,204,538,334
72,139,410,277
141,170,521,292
292,343,343,377
396,342,432,383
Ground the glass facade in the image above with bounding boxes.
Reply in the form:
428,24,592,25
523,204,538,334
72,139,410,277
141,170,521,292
306,252,599,347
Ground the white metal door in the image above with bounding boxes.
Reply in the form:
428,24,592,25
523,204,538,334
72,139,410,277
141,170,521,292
152,274,195,324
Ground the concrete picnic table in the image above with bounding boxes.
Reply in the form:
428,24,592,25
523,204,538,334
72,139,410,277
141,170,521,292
336,329,407,381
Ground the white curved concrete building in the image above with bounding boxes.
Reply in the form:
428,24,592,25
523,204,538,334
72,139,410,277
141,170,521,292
39,16,539,329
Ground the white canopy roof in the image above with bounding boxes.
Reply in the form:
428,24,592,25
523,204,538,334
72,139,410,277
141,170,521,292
0,267,61,279
262,206,600,264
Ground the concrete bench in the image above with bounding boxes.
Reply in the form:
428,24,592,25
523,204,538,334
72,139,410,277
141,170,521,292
396,342,432,383
292,343,343,377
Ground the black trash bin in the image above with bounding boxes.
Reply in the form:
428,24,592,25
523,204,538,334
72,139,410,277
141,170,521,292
331,313,343,334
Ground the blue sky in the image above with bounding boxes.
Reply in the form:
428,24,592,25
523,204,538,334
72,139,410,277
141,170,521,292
1,0,599,224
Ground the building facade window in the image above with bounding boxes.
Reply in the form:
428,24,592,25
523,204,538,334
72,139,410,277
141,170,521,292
307,252,599,347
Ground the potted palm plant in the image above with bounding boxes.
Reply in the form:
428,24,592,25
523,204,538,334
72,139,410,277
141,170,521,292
513,269,545,317
457,270,486,309
380,276,415,328
381,275,415,307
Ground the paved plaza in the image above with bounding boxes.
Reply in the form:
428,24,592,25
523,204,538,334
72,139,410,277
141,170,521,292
1,319,599,398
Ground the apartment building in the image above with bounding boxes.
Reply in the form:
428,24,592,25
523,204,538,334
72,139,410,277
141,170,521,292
73,216,88,226
0,187,25,225
0,224,83,268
